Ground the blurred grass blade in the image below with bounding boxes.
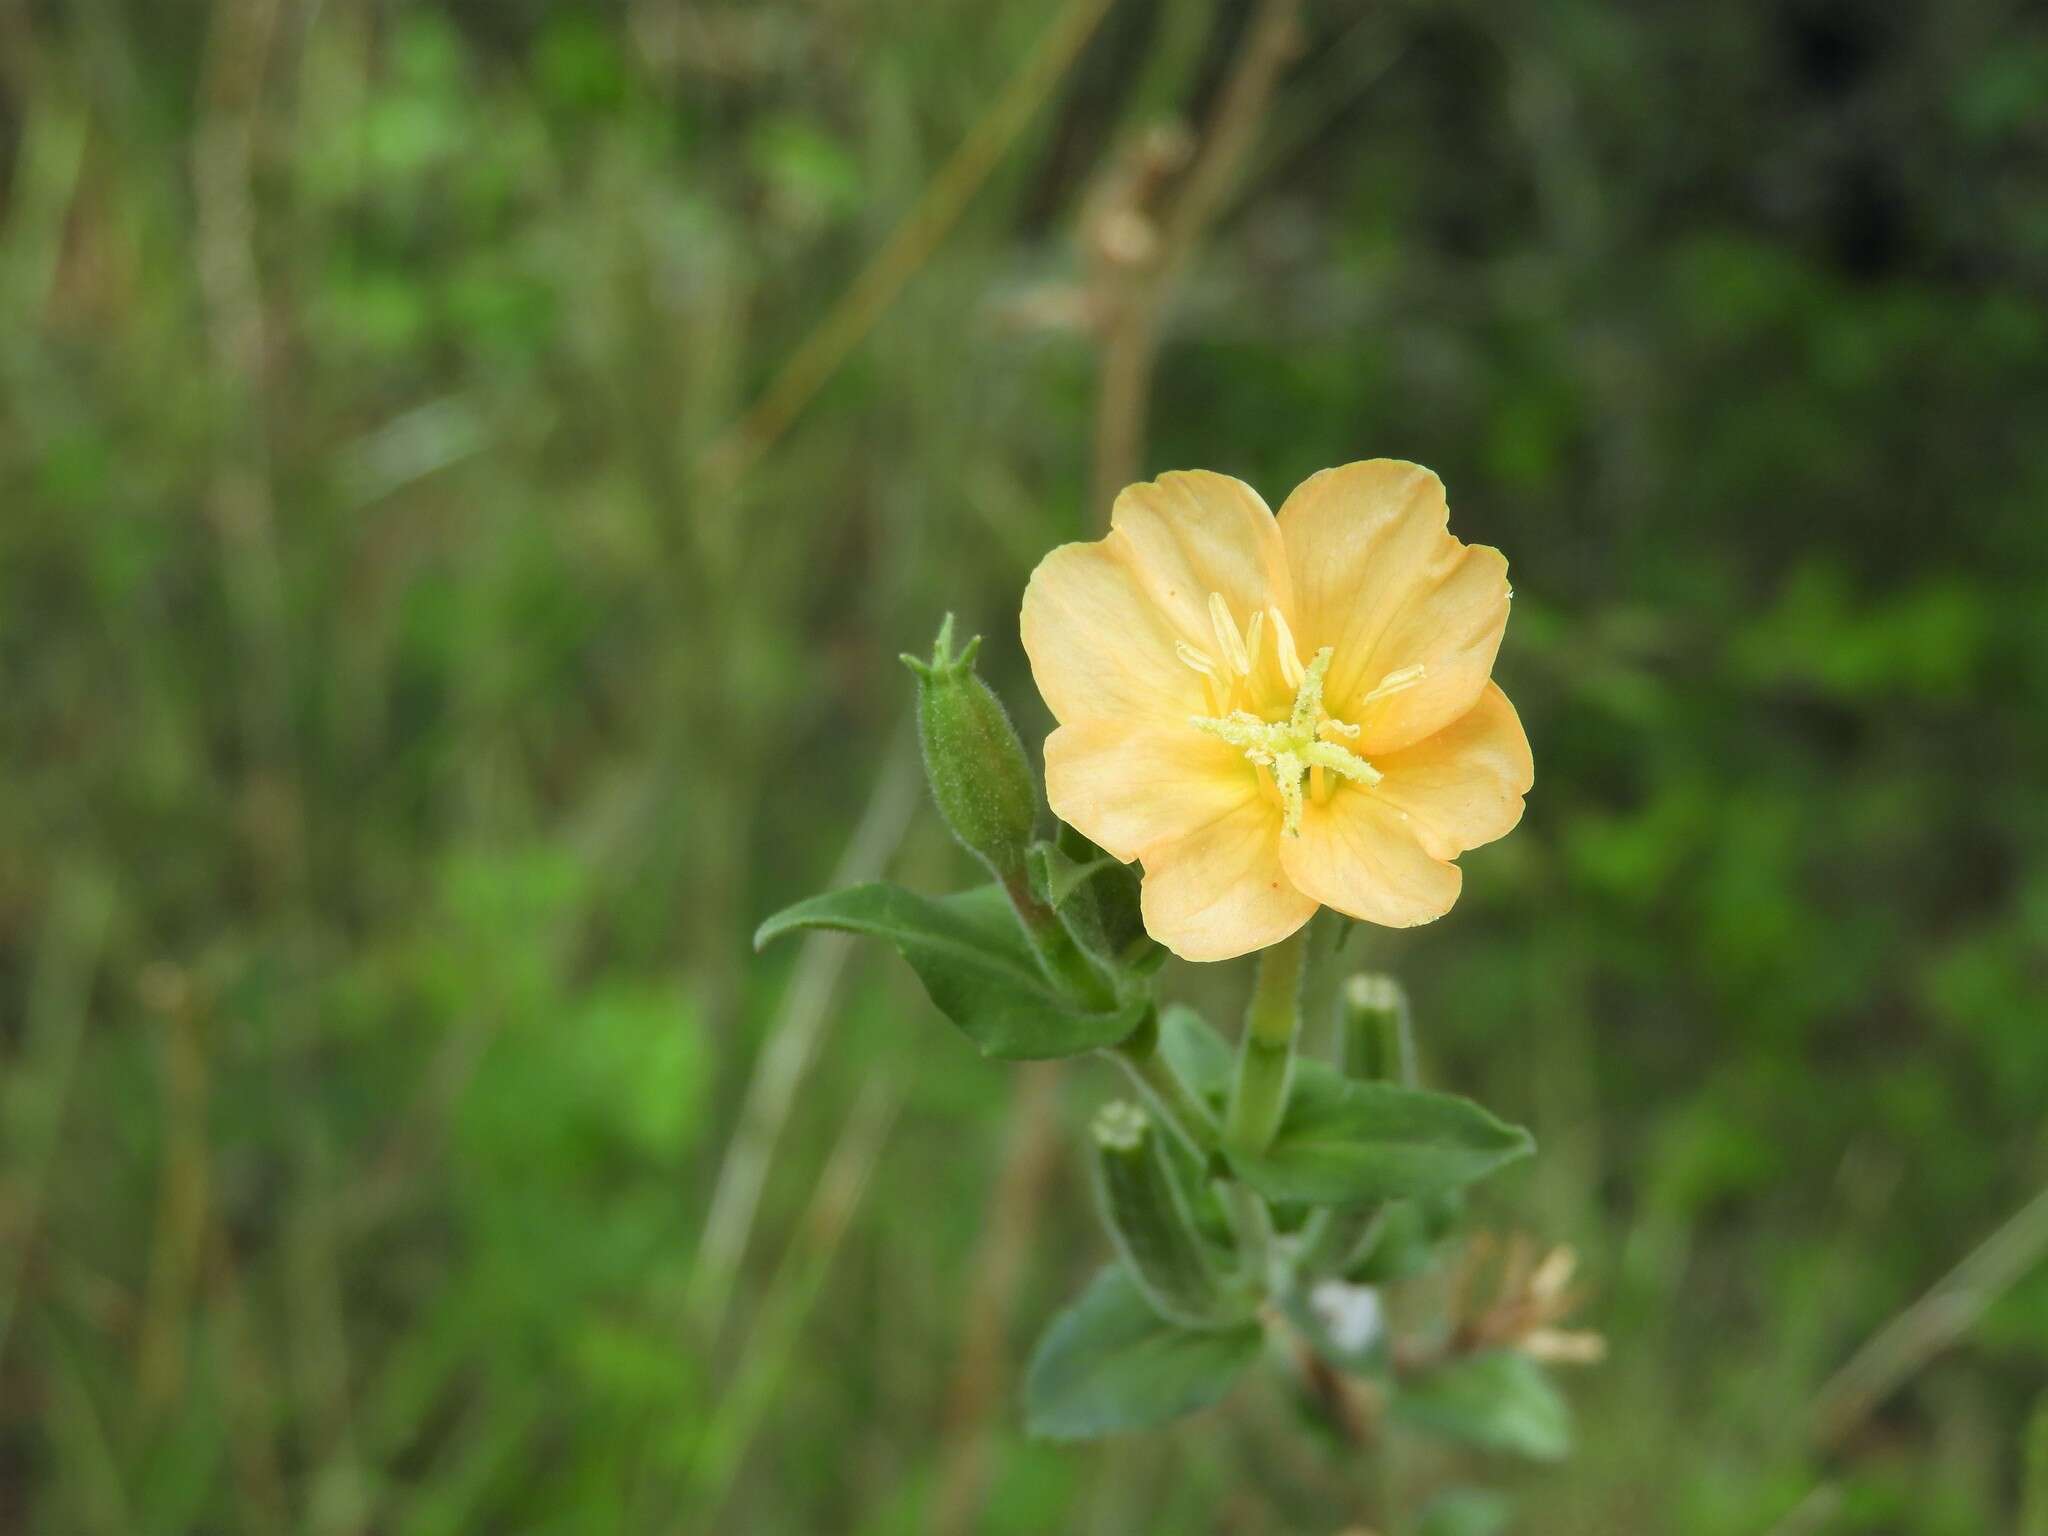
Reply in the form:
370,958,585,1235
1811,1182,2048,1448
688,725,918,1338
0,871,113,1371
685,1081,901,1525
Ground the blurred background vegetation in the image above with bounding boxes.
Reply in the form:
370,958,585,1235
4,0,2048,1531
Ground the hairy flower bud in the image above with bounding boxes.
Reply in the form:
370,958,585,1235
1338,973,1415,1086
1301,975,1416,1277
1092,1102,1232,1328
902,615,1039,881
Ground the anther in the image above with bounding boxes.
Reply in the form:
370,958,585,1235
1361,663,1428,705
1176,641,1220,679
1207,593,1251,677
1268,606,1305,689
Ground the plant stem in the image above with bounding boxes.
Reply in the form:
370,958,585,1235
1106,1010,1221,1154
1002,872,1116,1012
1297,1202,1385,1279
1225,925,1309,1157
1222,1179,1275,1298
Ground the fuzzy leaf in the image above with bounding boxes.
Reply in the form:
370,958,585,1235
1156,1004,1233,1102
1025,1267,1264,1440
1031,829,1165,976
1225,1060,1532,1205
754,882,1143,1059
1417,1489,1514,1536
1394,1351,1573,1461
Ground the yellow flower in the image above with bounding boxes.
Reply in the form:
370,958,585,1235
1020,461,1532,962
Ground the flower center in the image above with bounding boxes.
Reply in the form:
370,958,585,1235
1177,594,1435,838
1191,644,1379,837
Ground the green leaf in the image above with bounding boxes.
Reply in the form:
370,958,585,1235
1025,1267,1264,1440
1031,830,1166,976
1345,1199,1437,1283
1225,1060,1532,1206
1034,842,1116,908
754,883,1143,1059
1393,1351,1572,1461
1156,1004,1233,1102
1417,1488,1514,1536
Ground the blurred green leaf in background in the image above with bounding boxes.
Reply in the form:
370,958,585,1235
4,0,2048,1532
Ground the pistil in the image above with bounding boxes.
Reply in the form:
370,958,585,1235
1191,645,1381,836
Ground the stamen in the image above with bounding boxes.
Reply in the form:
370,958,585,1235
1302,740,1382,785
1207,592,1251,677
1188,710,1272,753
1271,750,1304,832
1242,610,1264,675
1268,606,1305,689
1290,647,1334,732
1190,642,1380,837
1175,641,1219,679
1361,662,1428,705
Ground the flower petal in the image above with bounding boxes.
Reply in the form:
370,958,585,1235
1109,470,1293,656
1022,540,1205,727
1276,460,1511,754
1279,789,1463,930
1138,798,1315,962
1368,683,1533,861
1045,720,1257,865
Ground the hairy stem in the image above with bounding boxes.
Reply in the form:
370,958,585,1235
1106,1010,1221,1155
1225,926,1309,1156
1002,872,1116,1011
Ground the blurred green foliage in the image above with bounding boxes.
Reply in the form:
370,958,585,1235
3,0,2047,1532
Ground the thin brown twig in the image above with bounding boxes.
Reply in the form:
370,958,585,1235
928,1061,1068,1536
687,1082,904,1528
699,0,1120,491
0,0,40,101
0,874,112,1373
688,721,923,1338
1090,0,1304,517
203,1225,290,1530
192,0,304,898
136,966,211,1416
1810,1181,2048,1450
926,12,1304,1532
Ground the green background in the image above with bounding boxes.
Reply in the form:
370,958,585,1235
4,0,2047,1531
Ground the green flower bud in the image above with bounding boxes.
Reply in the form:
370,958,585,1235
1337,973,1415,1086
1301,976,1414,1278
901,615,1038,881
1092,1101,1234,1328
